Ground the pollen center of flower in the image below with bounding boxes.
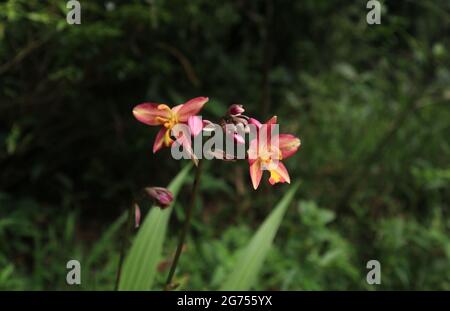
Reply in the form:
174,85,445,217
156,104,179,130
259,146,282,163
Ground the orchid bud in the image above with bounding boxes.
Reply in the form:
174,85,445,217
228,104,245,116
134,203,141,228
144,187,174,208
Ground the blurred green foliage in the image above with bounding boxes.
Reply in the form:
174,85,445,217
0,0,449,290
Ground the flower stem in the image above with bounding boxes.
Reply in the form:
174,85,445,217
165,160,204,290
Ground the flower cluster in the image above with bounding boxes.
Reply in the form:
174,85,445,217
133,97,301,190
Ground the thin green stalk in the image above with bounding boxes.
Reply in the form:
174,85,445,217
165,160,204,290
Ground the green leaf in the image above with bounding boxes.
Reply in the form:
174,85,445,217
220,183,299,290
86,212,128,269
118,165,191,290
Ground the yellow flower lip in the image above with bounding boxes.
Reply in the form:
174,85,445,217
163,128,173,146
156,104,179,129
269,169,282,183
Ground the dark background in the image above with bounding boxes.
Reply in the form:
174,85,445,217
0,0,449,290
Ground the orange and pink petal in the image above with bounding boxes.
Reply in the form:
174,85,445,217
177,97,209,122
153,127,167,153
268,161,291,185
133,103,170,126
266,115,277,125
249,160,263,190
247,138,259,163
278,134,301,159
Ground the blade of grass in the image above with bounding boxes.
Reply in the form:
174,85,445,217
118,165,191,290
220,182,299,290
86,213,128,269
80,212,127,290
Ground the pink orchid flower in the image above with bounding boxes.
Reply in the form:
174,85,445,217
247,116,301,190
133,97,208,153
